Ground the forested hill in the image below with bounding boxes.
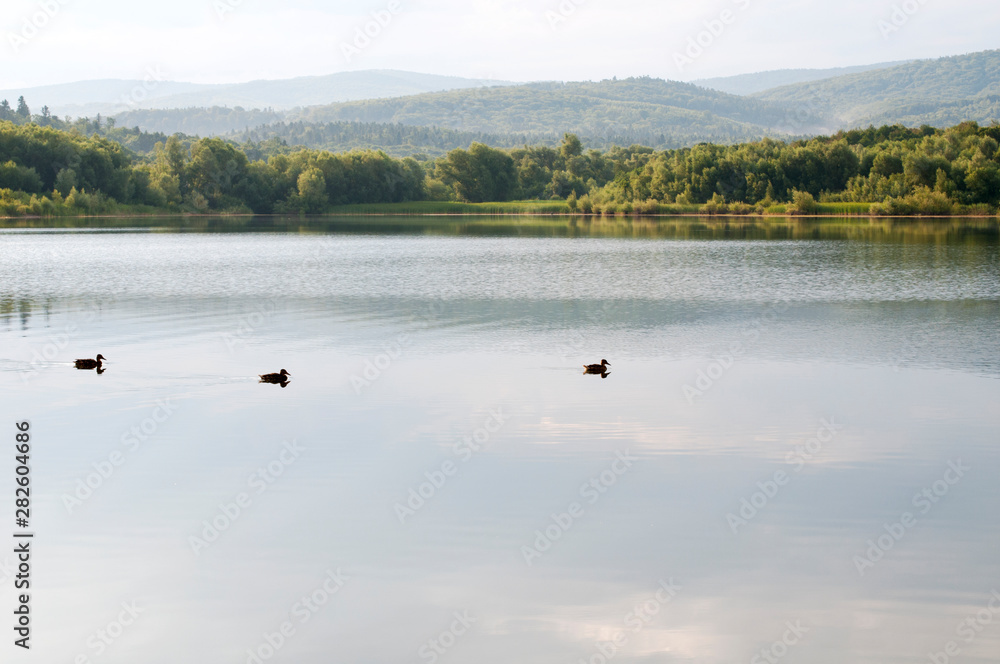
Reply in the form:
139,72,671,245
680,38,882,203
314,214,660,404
756,50,1000,127
103,77,826,152
229,122,557,158
693,61,909,96
114,107,284,138
6,51,999,159
0,70,513,119
286,77,829,145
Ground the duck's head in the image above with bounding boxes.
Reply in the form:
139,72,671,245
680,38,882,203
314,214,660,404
96,354,107,362
280,369,291,377
601,359,610,367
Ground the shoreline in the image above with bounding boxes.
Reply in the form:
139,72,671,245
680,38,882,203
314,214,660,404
2,211,999,221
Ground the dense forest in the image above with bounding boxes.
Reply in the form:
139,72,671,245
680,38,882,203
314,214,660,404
0,96,178,154
114,106,284,138
757,50,1000,127
230,120,680,157
693,61,910,96
88,79,801,150
2,99,677,159
2,104,999,217
289,78,821,145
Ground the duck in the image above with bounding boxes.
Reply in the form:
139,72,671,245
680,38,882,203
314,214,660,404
584,359,611,374
75,354,107,370
259,369,291,384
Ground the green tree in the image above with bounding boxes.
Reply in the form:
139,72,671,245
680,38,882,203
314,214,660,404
296,167,328,213
0,161,43,192
438,143,517,202
904,153,951,189
560,133,583,159
871,153,904,177
15,96,30,119
54,168,77,197
158,136,188,179
964,163,1000,204
185,138,250,208
934,168,954,196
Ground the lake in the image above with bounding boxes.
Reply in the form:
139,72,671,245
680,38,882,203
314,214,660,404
1,216,998,664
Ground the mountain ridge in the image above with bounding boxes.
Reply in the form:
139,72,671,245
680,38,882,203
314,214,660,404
692,61,911,96
283,77,825,146
755,50,1000,126
0,70,514,119
4,51,999,156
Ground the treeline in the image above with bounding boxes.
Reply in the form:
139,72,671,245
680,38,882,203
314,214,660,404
230,120,689,157
1,95,176,154
866,96,1000,133
0,95,677,160
2,117,999,217
585,122,1000,214
231,121,556,158
0,121,424,215
114,106,284,138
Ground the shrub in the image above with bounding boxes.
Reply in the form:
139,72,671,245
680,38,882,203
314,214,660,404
702,193,729,215
787,190,821,215
729,202,755,215
634,198,661,215
870,187,955,216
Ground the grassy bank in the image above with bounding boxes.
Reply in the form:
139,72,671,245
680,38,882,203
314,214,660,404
0,188,170,218
326,200,574,215
2,196,996,220
326,200,993,217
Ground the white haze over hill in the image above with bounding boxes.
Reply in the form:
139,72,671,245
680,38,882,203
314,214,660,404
0,71,513,119
1,0,997,89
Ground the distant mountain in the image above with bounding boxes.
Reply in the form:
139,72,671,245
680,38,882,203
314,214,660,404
9,51,1000,158
283,77,828,147
0,79,208,119
755,50,1000,127
0,70,512,119
103,77,827,148
693,62,910,96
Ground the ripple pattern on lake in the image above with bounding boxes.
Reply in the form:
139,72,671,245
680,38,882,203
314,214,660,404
0,218,997,664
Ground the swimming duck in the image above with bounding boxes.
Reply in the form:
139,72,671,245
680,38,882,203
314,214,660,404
584,359,611,374
75,354,106,370
259,369,291,384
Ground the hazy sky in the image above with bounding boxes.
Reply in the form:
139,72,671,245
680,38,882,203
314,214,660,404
0,0,997,89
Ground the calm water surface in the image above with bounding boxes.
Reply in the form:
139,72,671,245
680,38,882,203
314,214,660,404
1,217,998,664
